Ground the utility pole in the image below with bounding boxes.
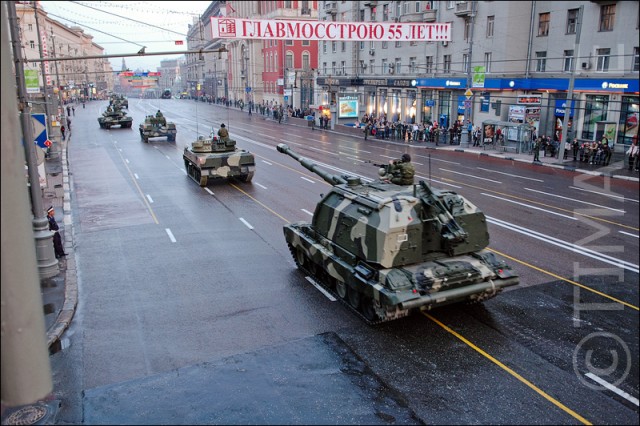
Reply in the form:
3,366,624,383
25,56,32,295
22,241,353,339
7,1,59,280
32,1,53,137
462,0,477,146
2,0,55,411
558,5,583,162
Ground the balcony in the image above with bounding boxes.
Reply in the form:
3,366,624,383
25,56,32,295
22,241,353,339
454,2,473,16
423,9,437,22
364,1,377,6
325,3,337,15
399,12,424,23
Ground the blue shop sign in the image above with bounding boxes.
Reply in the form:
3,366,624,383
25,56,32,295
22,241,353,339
425,99,435,106
457,96,466,114
555,99,575,117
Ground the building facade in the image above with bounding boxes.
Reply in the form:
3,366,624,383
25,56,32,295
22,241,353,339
316,0,638,148
16,2,114,101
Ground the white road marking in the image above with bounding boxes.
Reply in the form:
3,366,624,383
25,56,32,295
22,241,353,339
262,160,273,166
165,155,170,160
585,373,639,406
488,216,639,273
477,167,544,182
134,173,139,180
204,187,214,196
301,209,314,216
415,155,460,165
619,230,639,238
417,177,461,188
301,176,315,184
165,228,176,243
125,158,130,164
482,193,577,221
254,182,267,189
440,168,502,183
569,186,638,203
306,276,337,301
145,194,154,203
525,188,625,212
239,217,254,230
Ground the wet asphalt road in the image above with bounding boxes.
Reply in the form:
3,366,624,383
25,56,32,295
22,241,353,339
50,99,638,424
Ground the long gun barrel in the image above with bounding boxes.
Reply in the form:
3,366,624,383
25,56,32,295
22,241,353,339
277,143,348,185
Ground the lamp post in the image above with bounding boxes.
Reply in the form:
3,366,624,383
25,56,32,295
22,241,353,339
462,1,477,147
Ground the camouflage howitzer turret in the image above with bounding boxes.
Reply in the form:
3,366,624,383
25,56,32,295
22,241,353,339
139,114,177,142
183,129,255,186
276,143,519,324
98,106,133,129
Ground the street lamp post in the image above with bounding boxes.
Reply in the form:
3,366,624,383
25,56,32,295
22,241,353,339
463,1,477,147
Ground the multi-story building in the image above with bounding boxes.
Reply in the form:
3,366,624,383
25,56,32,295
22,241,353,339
187,1,319,109
16,2,114,101
157,59,183,94
318,0,638,148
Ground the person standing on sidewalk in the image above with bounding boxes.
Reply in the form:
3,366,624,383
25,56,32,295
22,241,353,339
627,139,639,171
533,138,541,162
60,125,66,141
47,206,66,258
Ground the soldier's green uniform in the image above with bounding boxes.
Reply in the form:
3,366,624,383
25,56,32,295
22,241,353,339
218,123,230,142
533,138,541,162
389,154,415,185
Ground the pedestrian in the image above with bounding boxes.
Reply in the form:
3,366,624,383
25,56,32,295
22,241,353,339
67,117,71,130
364,122,370,140
385,153,415,185
533,137,541,162
72,105,75,116
60,125,66,141
47,206,66,258
627,139,639,171
82,101,85,109
66,105,71,116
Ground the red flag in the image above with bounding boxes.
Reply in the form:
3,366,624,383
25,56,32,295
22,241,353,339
175,40,184,45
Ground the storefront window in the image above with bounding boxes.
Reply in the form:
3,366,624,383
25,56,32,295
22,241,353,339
391,90,401,121
379,89,387,118
421,90,433,124
407,91,416,124
618,96,639,146
439,91,451,128
581,94,609,140
367,90,376,115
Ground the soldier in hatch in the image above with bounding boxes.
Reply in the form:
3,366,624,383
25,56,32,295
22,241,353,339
386,153,415,185
217,123,230,142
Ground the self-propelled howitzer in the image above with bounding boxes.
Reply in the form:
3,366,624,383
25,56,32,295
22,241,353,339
276,143,519,323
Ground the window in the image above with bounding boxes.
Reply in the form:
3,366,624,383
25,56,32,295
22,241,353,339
464,19,470,41
397,41,404,48
382,59,389,74
341,41,346,52
322,62,327,75
409,57,416,73
286,53,293,70
395,2,401,18
331,61,336,75
596,48,610,72
426,56,434,74
302,40,310,46
582,95,609,140
360,41,365,50
359,9,365,21
285,40,293,46
443,55,451,73
414,1,420,13
302,54,310,69
332,41,337,53
536,51,547,72
395,59,402,74
487,16,494,37
484,52,492,73
599,4,615,31
369,59,375,73
563,50,574,72
323,41,327,54
382,41,388,49
566,8,578,34
341,61,346,75
28,23,33,31
403,2,409,14
538,12,550,36
383,4,389,21
634,47,640,71
463,54,469,73
447,1,455,9
360,60,366,74
29,40,35,49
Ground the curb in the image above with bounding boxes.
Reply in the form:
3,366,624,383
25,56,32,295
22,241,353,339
46,134,77,353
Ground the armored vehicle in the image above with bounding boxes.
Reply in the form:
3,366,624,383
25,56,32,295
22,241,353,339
98,106,133,129
139,114,177,142
110,94,128,109
183,129,255,186
276,143,519,324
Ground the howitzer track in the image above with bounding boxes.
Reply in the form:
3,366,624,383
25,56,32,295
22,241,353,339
287,243,386,326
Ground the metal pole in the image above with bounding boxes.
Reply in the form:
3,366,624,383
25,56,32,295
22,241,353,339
32,1,52,137
2,1,54,407
558,5,582,162
7,1,58,280
463,0,476,147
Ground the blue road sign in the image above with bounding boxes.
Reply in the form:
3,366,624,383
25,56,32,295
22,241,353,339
31,113,48,148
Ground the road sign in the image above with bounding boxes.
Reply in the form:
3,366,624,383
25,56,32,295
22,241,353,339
284,95,289,101
31,113,48,148
44,139,52,147
245,87,252,93
464,88,473,99
464,100,471,108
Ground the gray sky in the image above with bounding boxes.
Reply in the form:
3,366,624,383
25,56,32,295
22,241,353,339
40,1,212,71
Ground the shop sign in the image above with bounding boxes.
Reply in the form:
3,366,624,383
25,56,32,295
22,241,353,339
517,95,541,105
